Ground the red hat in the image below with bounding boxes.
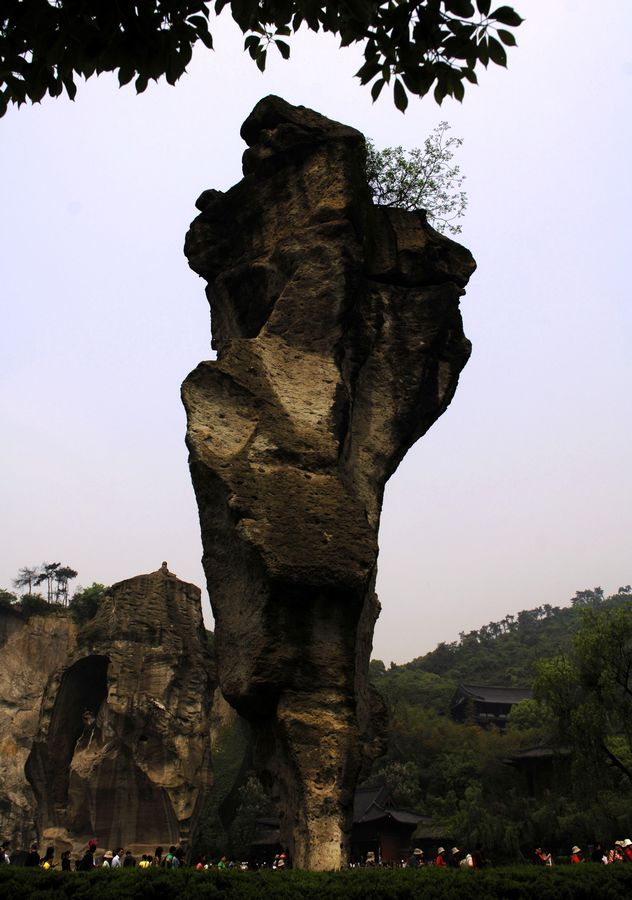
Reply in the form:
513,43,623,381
88,839,97,849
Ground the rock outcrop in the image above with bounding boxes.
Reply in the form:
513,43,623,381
0,609,77,848
182,96,476,869
0,566,213,854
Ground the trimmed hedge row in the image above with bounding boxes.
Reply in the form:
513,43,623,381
1,865,631,900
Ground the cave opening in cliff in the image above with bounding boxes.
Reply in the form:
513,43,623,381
45,655,109,810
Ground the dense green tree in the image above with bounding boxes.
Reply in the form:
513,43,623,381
535,601,632,784
364,760,424,808
571,586,605,607
506,698,551,733
1,1,523,117
0,588,18,610
18,592,50,617
70,582,107,624
366,122,467,234
228,775,275,859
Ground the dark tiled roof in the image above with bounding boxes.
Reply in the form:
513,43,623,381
353,784,390,821
358,807,422,826
453,684,533,705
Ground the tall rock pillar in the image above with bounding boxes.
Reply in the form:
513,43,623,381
182,96,475,869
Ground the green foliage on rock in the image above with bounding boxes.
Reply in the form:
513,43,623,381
366,123,467,234
17,592,55,618
0,588,17,611
0,1,523,117
70,582,108,625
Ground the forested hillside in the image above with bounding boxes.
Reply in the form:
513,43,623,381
370,586,632,713
361,585,632,858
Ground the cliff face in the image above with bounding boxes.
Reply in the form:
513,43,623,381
0,610,77,847
0,566,214,854
182,96,475,869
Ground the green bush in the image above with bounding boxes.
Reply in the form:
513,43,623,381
1,865,632,900
0,588,17,610
18,593,56,617
70,583,108,625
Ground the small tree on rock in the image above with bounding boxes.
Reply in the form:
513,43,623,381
366,122,467,234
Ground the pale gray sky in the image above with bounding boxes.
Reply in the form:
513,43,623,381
1,1,630,664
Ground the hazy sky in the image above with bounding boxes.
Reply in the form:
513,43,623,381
1,1,630,664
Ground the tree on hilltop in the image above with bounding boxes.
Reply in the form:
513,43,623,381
1,1,522,117
34,562,62,603
12,565,39,595
13,561,78,605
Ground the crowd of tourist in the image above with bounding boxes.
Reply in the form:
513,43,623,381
2,837,632,870
367,838,632,868
0,841,189,870
0,839,290,871
534,839,632,866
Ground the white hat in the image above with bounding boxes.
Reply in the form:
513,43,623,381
623,839,632,847
437,847,445,854
451,847,460,855
413,848,423,856
572,846,581,854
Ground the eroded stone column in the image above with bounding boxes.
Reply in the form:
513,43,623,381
182,96,475,869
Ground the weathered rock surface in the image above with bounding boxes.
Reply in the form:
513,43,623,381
0,609,77,848
0,566,213,854
182,96,476,869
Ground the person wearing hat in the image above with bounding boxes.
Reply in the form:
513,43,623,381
435,846,447,867
608,841,623,863
102,850,113,867
78,839,97,870
570,846,583,864
406,848,425,868
448,847,461,868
